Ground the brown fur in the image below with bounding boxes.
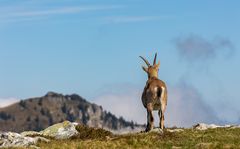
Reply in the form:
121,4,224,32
140,53,168,131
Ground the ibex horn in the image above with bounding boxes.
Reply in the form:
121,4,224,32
139,56,150,67
153,53,157,65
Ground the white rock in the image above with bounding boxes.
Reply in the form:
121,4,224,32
149,128,164,133
109,126,145,134
0,132,49,148
40,121,79,139
167,129,184,133
21,131,41,137
193,123,235,130
0,121,79,148
230,125,240,129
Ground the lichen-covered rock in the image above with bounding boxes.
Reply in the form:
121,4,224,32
193,123,235,130
230,125,240,129
0,132,49,148
150,128,164,133
167,128,184,133
40,121,79,139
110,126,145,134
21,131,41,137
0,121,78,148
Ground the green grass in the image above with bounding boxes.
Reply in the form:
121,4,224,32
33,126,240,149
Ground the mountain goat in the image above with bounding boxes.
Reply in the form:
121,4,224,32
140,53,168,131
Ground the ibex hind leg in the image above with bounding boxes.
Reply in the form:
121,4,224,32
158,110,161,129
159,110,164,129
145,109,154,132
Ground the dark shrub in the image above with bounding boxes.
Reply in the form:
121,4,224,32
19,100,26,108
73,124,113,140
0,112,11,120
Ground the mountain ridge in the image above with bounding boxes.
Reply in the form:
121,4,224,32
0,91,142,132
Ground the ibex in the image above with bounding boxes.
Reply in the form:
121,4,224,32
140,53,167,131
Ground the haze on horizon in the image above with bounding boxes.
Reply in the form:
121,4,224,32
0,0,239,127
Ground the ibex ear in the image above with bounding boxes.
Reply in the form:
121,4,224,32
142,66,148,72
155,61,160,68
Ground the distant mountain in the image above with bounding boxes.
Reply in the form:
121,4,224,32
0,92,141,132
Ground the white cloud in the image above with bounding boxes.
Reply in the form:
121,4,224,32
0,5,122,23
0,3,170,24
7,6,120,18
103,15,171,24
93,88,146,124
174,34,235,62
165,83,220,127
93,83,221,128
0,97,19,108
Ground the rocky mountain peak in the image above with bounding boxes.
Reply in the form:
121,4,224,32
0,92,141,133
45,91,63,97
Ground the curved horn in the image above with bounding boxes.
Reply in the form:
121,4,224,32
153,53,157,65
139,56,150,67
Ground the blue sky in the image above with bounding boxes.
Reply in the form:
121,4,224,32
0,0,239,126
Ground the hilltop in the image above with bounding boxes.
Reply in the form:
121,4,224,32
1,121,240,149
38,127,240,149
0,92,141,133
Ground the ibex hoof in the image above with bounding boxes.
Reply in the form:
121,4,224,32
145,127,151,132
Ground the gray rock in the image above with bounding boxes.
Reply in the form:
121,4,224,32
0,132,49,148
109,126,145,134
39,121,79,139
193,123,239,130
167,128,184,133
150,128,164,133
21,131,41,137
0,121,79,148
230,125,240,129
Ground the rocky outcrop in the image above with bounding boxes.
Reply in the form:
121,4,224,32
193,123,240,130
1,121,79,148
39,121,79,139
0,132,49,149
21,121,79,139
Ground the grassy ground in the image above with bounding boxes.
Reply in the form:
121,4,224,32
23,126,240,149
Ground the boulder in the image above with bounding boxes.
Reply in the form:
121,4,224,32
0,132,49,149
0,121,79,148
193,123,238,130
40,121,79,139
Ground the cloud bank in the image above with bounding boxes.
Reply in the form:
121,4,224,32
93,88,146,124
0,98,19,108
93,82,221,127
174,34,235,62
166,82,220,127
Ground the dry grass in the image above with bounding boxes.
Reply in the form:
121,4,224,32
72,124,113,140
29,126,240,149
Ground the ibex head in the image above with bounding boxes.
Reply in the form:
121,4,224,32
140,53,160,79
